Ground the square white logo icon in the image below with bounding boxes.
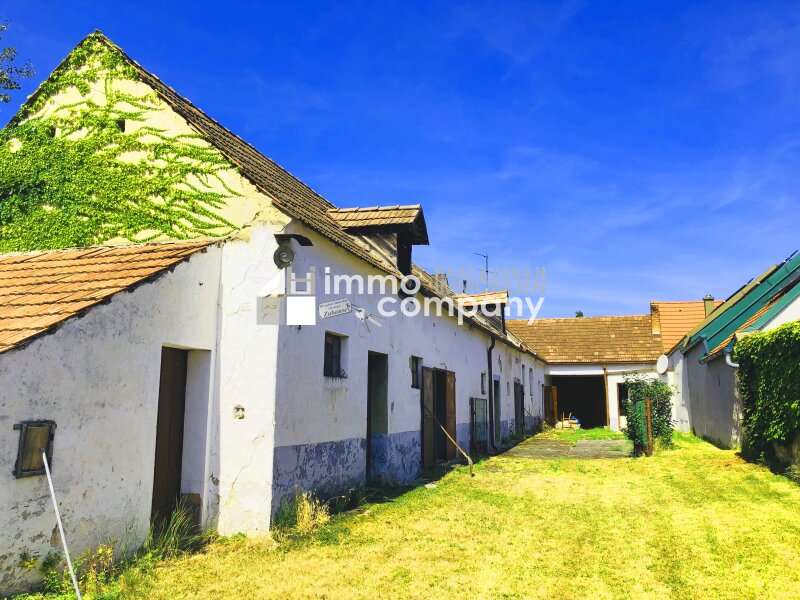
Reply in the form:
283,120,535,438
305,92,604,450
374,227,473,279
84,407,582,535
286,296,317,326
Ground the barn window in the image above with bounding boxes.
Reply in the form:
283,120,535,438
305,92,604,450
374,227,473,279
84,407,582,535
324,332,347,378
410,356,422,389
13,421,56,478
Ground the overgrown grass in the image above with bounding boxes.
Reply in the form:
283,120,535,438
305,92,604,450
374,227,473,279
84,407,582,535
13,500,205,600
14,434,800,599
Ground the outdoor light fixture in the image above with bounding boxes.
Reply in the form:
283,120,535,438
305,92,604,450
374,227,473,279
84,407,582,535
273,234,313,270
13,420,56,478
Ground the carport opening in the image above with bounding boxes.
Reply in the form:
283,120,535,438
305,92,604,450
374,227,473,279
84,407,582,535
549,375,607,429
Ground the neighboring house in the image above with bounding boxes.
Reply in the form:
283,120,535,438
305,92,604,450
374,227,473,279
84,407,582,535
508,314,662,431
0,33,545,592
666,252,800,448
508,300,718,432
651,298,722,430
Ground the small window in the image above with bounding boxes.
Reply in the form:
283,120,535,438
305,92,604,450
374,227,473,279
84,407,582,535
324,332,347,378
13,420,56,478
529,368,534,396
410,356,422,389
481,371,487,395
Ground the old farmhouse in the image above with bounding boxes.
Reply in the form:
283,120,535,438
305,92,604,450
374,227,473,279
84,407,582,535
0,33,547,591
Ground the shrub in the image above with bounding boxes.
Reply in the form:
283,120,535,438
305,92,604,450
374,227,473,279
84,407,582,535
275,491,331,535
623,376,674,455
735,321,800,461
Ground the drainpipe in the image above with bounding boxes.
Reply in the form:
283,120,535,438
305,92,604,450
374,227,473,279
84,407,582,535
724,347,739,369
487,336,497,453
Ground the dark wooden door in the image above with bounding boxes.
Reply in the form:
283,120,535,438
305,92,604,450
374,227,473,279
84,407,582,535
445,371,457,460
421,367,435,468
151,347,188,524
543,385,558,426
515,381,525,434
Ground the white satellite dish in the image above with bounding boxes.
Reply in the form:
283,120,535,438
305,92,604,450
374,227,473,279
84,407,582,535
656,354,669,375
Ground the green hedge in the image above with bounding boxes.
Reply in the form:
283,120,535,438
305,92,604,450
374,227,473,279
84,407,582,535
622,377,674,455
734,320,800,460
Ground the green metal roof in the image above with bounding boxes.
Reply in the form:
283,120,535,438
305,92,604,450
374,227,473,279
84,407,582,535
683,251,800,359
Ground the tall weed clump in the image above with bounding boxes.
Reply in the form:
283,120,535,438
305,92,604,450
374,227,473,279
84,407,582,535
274,491,330,535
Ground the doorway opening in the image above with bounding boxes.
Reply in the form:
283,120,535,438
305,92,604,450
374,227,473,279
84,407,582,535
367,351,389,484
421,367,456,468
151,347,211,528
152,347,188,525
548,375,608,429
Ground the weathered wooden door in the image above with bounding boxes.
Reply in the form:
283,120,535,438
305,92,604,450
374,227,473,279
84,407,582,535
421,367,435,468
514,381,525,434
151,347,188,524
445,371,457,460
543,384,558,426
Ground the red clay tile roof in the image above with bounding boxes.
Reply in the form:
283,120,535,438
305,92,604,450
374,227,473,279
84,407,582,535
0,241,212,353
507,315,663,364
651,300,723,351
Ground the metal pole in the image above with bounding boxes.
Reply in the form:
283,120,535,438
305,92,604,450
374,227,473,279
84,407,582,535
42,450,82,600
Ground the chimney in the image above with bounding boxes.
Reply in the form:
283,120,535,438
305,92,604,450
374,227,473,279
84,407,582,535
703,294,715,316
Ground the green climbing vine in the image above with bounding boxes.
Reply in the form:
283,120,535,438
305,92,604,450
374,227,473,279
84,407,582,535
0,33,239,252
735,321,800,461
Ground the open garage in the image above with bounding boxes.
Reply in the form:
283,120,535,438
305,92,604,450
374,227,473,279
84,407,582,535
549,375,607,428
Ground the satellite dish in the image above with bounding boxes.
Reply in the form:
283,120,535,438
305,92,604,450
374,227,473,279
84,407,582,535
656,354,669,375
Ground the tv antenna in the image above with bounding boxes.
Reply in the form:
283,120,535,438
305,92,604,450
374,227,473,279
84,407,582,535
473,252,493,291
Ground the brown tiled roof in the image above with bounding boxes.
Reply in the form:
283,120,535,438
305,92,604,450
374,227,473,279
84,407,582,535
453,290,509,307
507,315,663,364
651,300,723,352
8,33,528,356
0,241,212,353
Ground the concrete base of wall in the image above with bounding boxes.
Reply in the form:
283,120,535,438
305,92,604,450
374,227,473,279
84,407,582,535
272,437,366,515
369,431,422,486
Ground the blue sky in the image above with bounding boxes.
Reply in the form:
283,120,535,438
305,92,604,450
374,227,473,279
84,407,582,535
2,1,799,317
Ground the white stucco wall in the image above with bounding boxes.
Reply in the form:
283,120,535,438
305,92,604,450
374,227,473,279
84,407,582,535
762,295,800,331
271,223,544,508
213,225,283,535
682,343,740,448
0,248,221,592
666,352,690,432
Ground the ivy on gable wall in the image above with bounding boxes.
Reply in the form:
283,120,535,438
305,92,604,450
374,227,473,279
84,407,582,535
0,34,238,252
735,320,800,460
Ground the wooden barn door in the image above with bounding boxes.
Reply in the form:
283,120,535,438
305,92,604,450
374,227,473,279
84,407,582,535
151,347,188,524
514,381,525,434
421,367,435,468
543,385,559,426
445,371,457,460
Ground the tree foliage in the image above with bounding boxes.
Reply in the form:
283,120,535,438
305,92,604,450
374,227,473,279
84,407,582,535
0,34,238,251
622,376,674,455
0,23,34,103
734,320,800,460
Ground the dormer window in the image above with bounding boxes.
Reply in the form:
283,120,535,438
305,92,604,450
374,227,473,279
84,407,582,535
327,205,429,276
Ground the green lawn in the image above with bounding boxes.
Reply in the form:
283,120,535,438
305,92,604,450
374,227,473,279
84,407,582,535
20,433,800,599
537,426,625,443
